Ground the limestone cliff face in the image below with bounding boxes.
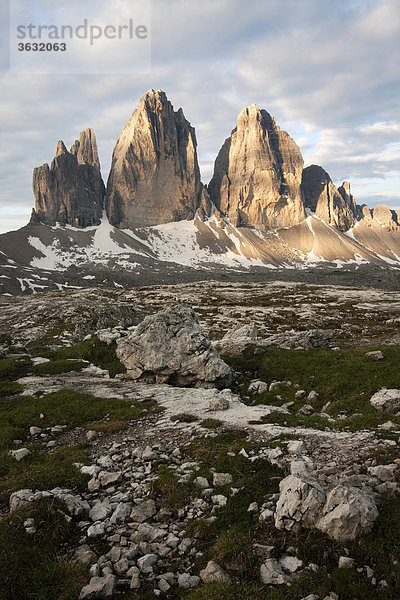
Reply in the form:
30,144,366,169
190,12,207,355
33,129,105,227
208,104,305,229
106,89,202,228
358,204,400,231
302,165,356,232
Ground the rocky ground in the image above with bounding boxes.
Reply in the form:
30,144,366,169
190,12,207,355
1,280,400,600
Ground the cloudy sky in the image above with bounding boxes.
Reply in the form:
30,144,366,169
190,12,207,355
0,0,399,233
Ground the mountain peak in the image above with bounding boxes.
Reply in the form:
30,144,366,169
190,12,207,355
33,129,105,228
55,140,67,156
209,104,304,228
106,91,202,229
70,128,100,167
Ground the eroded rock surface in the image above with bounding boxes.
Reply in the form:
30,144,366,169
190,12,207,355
316,484,378,542
275,462,379,542
370,388,400,413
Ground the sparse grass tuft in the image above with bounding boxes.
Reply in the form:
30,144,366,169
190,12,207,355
150,466,196,514
0,498,88,600
200,418,223,429
0,446,89,506
171,413,199,423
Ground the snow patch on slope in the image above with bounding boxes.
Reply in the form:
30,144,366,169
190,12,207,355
145,219,269,269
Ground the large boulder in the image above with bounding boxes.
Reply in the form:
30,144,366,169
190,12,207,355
274,472,326,532
316,485,378,542
116,303,233,389
274,463,378,542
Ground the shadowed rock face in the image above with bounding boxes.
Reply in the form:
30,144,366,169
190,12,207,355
33,128,105,228
208,104,305,229
301,165,356,232
106,89,203,229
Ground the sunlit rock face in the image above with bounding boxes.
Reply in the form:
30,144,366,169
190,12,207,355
208,104,305,229
106,89,202,229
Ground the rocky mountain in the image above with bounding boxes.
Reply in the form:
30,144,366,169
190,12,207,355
208,104,305,228
33,129,105,228
301,165,357,231
2,90,400,295
106,89,203,229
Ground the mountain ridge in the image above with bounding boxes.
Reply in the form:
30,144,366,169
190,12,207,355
1,89,400,295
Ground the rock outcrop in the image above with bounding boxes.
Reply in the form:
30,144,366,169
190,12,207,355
274,470,326,533
274,462,378,542
116,303,233,389
302,165,356,231
106,89,203,229
316,484,378,542
208,104,305,229
33,129,105,228
358,204,400,231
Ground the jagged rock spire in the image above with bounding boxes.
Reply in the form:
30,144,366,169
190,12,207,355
208,104,305,229
106,89,203,228
301,165,357,232
33,129,105,228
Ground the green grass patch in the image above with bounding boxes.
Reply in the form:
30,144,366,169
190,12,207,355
0,498,88,600
200,418,223,429
150,466,196,514
224,345,400,427
0,389,148,451
186,430,254,464
249,412,335,430
0,381,25,398
0,446,89,506
31,360,88,375
37,336,126,378
0,357,31,380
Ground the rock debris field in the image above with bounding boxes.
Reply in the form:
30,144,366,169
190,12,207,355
1,280,400,600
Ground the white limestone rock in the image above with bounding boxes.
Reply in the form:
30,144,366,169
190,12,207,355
260,559,288,585
274,473,326,532
370,388,400,413
200,560,231,584
78,575,116,599
116,303,233,389
316,485,378,542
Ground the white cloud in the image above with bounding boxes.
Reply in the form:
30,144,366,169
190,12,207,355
0,0,399,232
